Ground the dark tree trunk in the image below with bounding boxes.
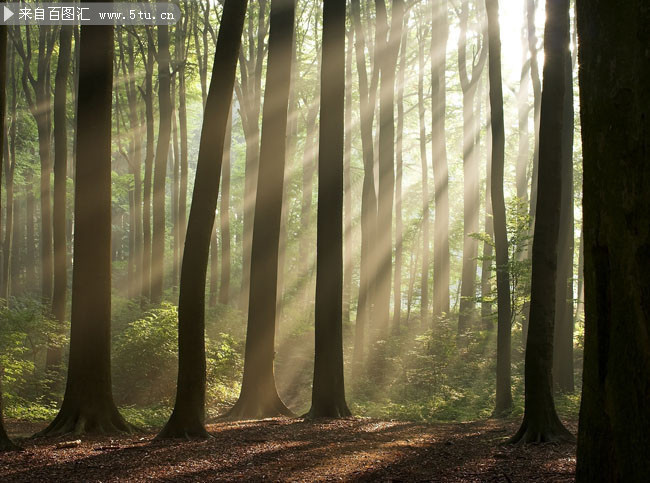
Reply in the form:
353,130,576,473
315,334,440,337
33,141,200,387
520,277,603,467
509,0,573,444
25,170,36,292
157,0,248,438
38,20,131,437
485,0,512,417
46,25,72,380
219,109,232,305
151,24,173,304
225,0,295,420
306,0,350,419
0,21,19,452
553,49,574,394
2,52,17,300
431,0,450,317
575,1,650,479
480,92,494,328
457,0,487,342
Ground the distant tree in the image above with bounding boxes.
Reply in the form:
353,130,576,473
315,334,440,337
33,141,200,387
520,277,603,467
306,0,350,418
575,0,650,479
219,109,233,305
225,0,295,420
151,23,172,303
39,21,131,436
431,0,450,317
157,0,248,438
509,0,573,444
46,25,73,381
375,0,404,335
457,0,487,342
350,0,378,369
485,0,512,417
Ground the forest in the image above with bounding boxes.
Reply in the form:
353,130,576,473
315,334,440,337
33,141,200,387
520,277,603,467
0,0,648,481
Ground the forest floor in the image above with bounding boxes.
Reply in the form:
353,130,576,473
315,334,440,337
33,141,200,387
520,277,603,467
1,417,576,482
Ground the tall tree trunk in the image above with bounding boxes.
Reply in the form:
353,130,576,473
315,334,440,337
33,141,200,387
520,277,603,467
431,0,450,317
375,0,404,336
351,0,378,370
486,0,513,416
151,24,173,303
393,8,408,329
39,19,131,437
575,0,650,478
46,25,72,379
307,0,351,419
0,20,19,452
2,53,17,301
226,0,295,420
171,79,180,292
553,48,574,393
343,25,353,325
158,0,248,438
527,0,542,231
209,218,218,307
457,0,487,341
480,89,494,328
509,0,572,444
417,19,429,327
141,34,155,302
219,109,232,305
25,170,36,292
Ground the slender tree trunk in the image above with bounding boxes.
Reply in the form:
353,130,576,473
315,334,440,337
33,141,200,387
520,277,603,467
141,35,155,302
39,19,131,437
226,0,295,420
219,109,232,305
307,0,351,419
417,20,429,327
151,24,172,303
343,25,353,325
486,0,513,416
25,170,36,292
575,0,650,477
431,0,450,317
481,93,494,328
509,0,573,443
457,0,487,341
2,54,17,301
158,0,248,438
393,9,408,329
46,25,72,378
209,218,219,307
171,79,180,292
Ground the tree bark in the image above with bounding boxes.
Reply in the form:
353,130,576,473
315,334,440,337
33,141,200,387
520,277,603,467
151,23,173,303
306,0,351,419
219,109,232,305
485,0,513,417
158,0,248,438
38,19,131,437
509,0,573,444
225,0,295,420
417,17,429,327
431,0,450,317
575,1,650,479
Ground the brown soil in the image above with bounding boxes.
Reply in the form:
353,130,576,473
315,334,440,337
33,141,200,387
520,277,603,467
0,418,576,481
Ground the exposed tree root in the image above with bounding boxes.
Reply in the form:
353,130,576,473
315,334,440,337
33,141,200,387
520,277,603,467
34,407,133,438
0,437,21,452
221,395,294,421
507,417,575,445
303,404,352,420
156,412,211,440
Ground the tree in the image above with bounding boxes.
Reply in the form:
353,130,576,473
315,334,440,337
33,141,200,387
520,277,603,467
457,0,487,341
509,0,573,444
46,25,73,380
225,0,295,420
575,0,650,479
431,0,450,317
350,0,378,369
306,0,351,418
485,0,512,416
151,23,173,304
375,0,404,335
158,0,248,438
38,20,131,436
0,20,20,452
